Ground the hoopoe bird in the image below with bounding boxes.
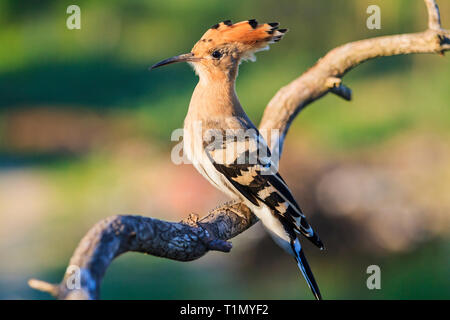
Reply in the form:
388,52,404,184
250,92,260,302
151,19,324,300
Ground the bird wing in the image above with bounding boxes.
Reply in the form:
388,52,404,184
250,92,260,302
204,128,324,249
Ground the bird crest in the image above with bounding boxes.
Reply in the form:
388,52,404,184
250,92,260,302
192,19,288,61
150,19,288,71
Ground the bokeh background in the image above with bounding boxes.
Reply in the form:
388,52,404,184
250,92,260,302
1,0,449,299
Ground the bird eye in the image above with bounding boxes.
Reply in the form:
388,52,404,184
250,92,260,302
211,50,222,59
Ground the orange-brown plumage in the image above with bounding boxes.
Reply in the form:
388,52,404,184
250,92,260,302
192,19,287,60
203,20,285,45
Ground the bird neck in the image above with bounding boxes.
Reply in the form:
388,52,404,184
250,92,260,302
188,68,245,121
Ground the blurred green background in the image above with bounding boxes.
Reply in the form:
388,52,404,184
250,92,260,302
0,0,449,299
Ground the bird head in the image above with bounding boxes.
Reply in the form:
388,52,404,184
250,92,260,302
151,19,287,80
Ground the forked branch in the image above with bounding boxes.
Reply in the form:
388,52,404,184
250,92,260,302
29,0,449,299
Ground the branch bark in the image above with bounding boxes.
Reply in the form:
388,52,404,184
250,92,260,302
29,0,449,299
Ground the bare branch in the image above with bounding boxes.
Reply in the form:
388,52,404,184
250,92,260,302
28,279,59,297
30,203,255,299
425,0,442,30
260,0,449,152
30,0,449,299
326,77,352,101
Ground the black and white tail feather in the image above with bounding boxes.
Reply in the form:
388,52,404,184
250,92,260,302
291,238,322,300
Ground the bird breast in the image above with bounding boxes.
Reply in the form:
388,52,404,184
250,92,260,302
183,120,240,200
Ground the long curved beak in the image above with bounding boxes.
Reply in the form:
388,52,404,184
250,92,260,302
150,53,198,70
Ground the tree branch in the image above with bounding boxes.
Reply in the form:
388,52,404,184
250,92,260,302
29,0,449,299
425,0,442,30
260,0,449,153
29,202,255,299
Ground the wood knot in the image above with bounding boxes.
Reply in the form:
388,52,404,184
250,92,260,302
325,77,342,88
182,213,200,227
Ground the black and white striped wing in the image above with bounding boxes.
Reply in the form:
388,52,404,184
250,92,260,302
205,131,324,249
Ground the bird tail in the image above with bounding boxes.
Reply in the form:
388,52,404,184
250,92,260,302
290,238,322,300
288,206,325,250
